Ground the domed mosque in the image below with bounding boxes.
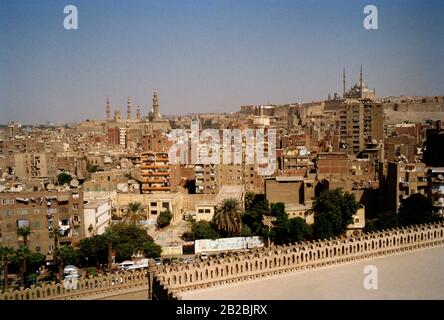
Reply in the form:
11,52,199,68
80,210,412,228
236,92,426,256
343,66,376,100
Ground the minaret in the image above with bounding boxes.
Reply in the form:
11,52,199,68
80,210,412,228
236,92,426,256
114,107,121,120
136,105,141,120
342,68,346,98
127,96,131,119
360,65,363,95
106,97,111,120
153,91,160,120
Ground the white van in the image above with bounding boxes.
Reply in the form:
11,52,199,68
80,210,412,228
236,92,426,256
118,261,135,271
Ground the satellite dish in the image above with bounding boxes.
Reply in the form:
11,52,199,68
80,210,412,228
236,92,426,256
47,183,55,190
70,179,79,188
438,174,444,181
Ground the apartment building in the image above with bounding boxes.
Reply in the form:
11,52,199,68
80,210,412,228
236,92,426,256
140,152,171,193
0,188,85,255
14,152,57,180
385,162,428,213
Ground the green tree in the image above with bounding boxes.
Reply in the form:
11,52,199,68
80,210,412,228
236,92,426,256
270,202,286,217
16,227,32,286
0,246,15,290
105,228,118,272
27,252,45,274
123,202,145,225
17,227,31,247
287,217,311,243
57,172,72,186
142,241,162,258
242,194,269,236
398,193,442,226
106,223,155,262
55,245,79,267
244,192,255,211
189,221,220,240
157,210,173,229
312,188,358,239
269,204,311,244
13,245,32,287
365,210,402,232
211,198,243,237
79,224,159,265
249,194,270,216
78,235,108,267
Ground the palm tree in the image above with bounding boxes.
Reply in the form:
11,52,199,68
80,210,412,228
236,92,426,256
123,202,145,224
104,228,118,273
16,227,31,287
211,198,243,237
17,227,31,247
50,228,63,282
0,246,15,290
13,245,32,287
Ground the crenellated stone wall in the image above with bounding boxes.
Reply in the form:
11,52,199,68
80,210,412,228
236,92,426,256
0,271,148,300
153,222,444,299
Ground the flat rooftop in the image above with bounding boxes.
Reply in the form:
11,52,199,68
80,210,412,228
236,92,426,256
181,246,444,300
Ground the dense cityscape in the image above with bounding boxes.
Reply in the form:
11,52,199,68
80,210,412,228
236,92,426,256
1,68,444,299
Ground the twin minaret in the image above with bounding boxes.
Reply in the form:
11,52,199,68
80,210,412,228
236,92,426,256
105,92,160,121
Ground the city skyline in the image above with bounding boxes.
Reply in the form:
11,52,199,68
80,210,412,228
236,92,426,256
1,0,443,124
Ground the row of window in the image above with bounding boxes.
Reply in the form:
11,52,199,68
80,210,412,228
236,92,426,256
1,199,15,205
1,206,79,217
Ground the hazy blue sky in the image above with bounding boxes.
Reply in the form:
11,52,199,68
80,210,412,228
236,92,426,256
1,0,443,124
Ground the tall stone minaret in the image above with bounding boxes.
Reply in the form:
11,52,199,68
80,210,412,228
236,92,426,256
153,91,160,120
114,107,121,120
342,68,346,98
127,96,131,119
136,105,141,120
360,65,363,95
106,97,111,120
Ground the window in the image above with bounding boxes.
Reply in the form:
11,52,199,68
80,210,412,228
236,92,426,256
17,219,30,228
198,209,204,213
17,209,29,215
34,208,40,215
35,246,41,252
150,202,157,207
204,209,211,213
4,209,12,217
150,210,158,215
354,218,360,224
162,202,169,210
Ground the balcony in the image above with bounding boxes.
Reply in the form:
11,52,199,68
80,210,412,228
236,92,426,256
433,201,444,208
141,177,168,183
142,186,171,191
